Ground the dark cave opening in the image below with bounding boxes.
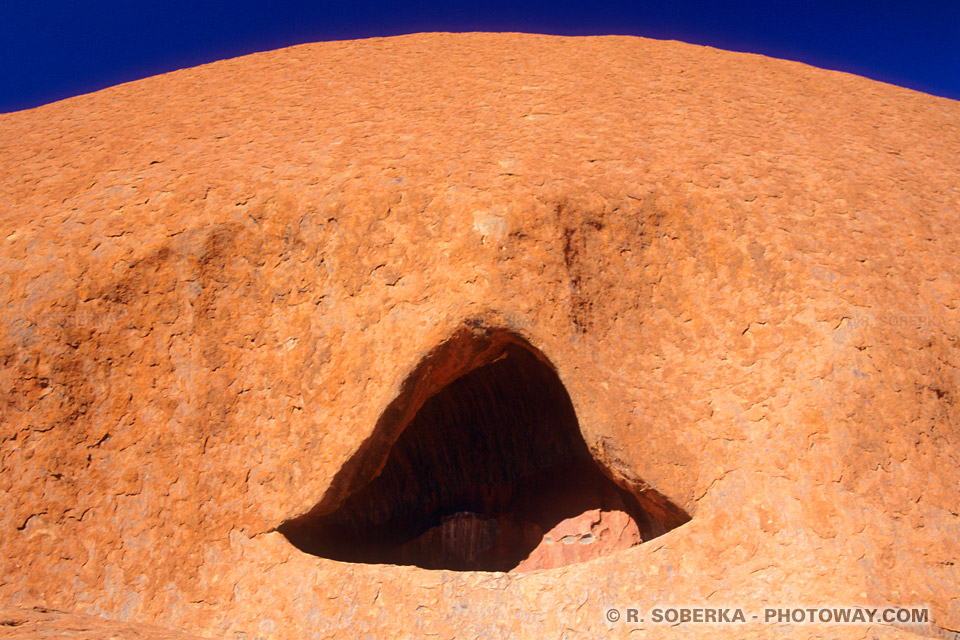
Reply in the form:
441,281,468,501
279,328,690,572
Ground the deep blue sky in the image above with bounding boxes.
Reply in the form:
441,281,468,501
1,1,958,113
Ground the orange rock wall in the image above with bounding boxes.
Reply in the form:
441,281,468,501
1,32,959,639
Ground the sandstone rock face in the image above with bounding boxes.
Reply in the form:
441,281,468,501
1,32,959,640
514,508,642,573
0,604,205,639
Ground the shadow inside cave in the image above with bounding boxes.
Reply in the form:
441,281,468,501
278,327,690,572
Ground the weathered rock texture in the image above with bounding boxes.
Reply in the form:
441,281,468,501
1,32,959,640
0,604,206,639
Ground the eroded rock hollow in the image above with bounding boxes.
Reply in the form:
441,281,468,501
279,328,689,571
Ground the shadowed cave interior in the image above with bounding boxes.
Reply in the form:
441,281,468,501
279,332,690,572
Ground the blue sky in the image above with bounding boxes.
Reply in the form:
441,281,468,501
1,1,958,113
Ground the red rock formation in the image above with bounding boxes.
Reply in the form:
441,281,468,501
515,508,642,573
1,31,959,640
0,605,205,639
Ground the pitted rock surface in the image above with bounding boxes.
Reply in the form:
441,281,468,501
0,605,205,639
1,32,959,640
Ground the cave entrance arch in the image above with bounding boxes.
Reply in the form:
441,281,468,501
279,324,689,572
